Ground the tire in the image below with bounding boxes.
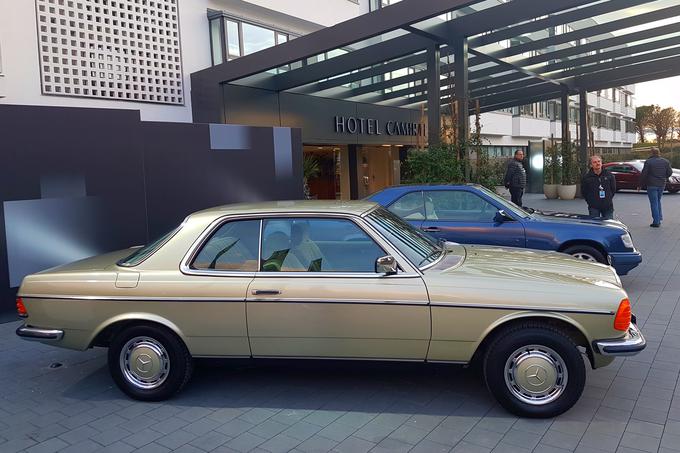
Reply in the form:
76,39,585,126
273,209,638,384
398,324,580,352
669,189,679,194
483,323,585,418
108,324,193,401
563,244,606,264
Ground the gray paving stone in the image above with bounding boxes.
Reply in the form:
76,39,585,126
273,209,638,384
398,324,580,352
24,437,69,453
225,431,267,452
410,439,453,453
248,419,290,440
450,441,492,453
462,427,503,449
329,435,375,453
188,431,232,451
58,439,103,453
258,433,301,453
540,429,583,451
295,435,338,453
370,437,414,453
387,424,429,445
499,429,542,450
282,421,323,441
352,420,395,443
316,422,358,442
154,429,197,450
122,427,165,448
619,431,661,453
90,426,134,446
216,419,256,437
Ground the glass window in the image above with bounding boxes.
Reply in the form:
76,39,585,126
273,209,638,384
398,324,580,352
388,191,425,220
242,22,275,55
276,32,288,44
210,18,223,65
118,225,181,267
367,208,442,269
260,218,385,273
226,20,240,58
191,220,260,271
424,191,497,222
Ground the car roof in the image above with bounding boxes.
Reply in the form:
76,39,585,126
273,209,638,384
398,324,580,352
188,200,379,222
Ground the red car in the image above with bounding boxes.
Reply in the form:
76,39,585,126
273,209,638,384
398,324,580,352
603,160,680,193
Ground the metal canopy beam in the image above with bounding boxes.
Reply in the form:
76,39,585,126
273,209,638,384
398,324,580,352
469,22,680,81
443,0,596,39
427,45,442,146
469,0,653,48
469,48,568,89
297,53,427,94
486,3,680,60
192,0,485,84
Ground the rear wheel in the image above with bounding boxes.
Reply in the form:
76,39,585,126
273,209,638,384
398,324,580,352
483,324,585,418
563,244,606,264
108,324,193,401
668,189,679,194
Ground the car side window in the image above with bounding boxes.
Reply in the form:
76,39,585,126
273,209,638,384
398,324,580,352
424,190,497,222
260,218,385,273
191,220,260,271
388,192,425,220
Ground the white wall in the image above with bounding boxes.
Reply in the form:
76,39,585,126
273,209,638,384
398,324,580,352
0,0,366,122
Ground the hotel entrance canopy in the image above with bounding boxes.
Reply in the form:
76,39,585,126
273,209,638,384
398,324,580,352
191,0,680,146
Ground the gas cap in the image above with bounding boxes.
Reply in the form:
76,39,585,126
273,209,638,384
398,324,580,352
115,272,140,288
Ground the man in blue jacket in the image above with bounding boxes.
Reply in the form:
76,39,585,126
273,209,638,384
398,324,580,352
504,150,527,207
640,148,673,228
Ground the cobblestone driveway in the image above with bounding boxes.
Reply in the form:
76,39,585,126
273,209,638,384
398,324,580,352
1,191,679,453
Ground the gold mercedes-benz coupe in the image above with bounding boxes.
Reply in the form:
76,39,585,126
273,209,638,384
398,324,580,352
16,201,645,418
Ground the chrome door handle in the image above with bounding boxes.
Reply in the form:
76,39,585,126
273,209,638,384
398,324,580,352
252,289,281,295
422,227,440,232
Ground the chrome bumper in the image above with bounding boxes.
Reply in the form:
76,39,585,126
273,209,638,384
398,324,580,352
594,323,646,357
16,326,64,341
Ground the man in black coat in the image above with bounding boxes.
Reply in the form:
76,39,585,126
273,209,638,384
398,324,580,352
581,155,616,220
504,150,527,206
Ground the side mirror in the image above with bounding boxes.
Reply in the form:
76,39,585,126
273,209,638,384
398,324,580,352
376,255,398,275
494,209,513,223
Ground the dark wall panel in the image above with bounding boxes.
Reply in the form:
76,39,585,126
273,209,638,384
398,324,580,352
0,105,148,318
0,105,303,317
223,84,281,127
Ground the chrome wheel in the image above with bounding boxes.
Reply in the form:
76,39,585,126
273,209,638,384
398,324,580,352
119,336,170,390
571,252,597,262
504,344,568,406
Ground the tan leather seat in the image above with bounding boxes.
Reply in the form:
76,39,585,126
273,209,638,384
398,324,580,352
290,222,325,272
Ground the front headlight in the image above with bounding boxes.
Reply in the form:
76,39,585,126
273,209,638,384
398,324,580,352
621,233,634,249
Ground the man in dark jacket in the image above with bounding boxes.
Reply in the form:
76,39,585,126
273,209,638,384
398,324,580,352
640,147,672,227
504,150,527,206
581,155,616,220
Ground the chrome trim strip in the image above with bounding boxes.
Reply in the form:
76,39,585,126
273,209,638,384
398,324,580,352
594,323,646,356
247,298,429,306
425,360,469,365
16,326,64,341
430,302,614,315
250,355,425,362
20,294,246,302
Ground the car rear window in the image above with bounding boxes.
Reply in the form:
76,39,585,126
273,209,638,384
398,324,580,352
117,225,181,267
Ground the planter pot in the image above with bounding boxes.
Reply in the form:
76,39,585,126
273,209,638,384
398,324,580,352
544,184,559,199
495,186,510,198
558,184,577,200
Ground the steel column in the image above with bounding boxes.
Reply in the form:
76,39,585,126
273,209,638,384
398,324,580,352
579,89,589,170
427,44,442,146
561,90,569,148
454,37,469,154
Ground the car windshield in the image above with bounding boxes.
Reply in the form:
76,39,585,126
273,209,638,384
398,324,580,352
117,225,181,267
629,161,644,171
476,186,531,218
366,207,443,269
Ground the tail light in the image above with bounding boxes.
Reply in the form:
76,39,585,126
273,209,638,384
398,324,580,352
16,297,28,318
614,298,631,331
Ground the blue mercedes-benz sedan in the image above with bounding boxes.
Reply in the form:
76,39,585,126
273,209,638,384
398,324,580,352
368,184,642,275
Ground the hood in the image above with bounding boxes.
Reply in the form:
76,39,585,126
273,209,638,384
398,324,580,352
528,209,627,230
427,244,620,288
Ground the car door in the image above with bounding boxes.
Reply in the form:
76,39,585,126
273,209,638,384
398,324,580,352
246,216,431,360
176,218,260,356
419,189,526,247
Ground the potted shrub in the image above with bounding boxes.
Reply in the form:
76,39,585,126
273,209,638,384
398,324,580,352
558,142,579,200
543,142,561,199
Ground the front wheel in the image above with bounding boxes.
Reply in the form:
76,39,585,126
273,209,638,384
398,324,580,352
483,324,585,418
668,189,679,194
108,324,193,401
563,244,606,264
